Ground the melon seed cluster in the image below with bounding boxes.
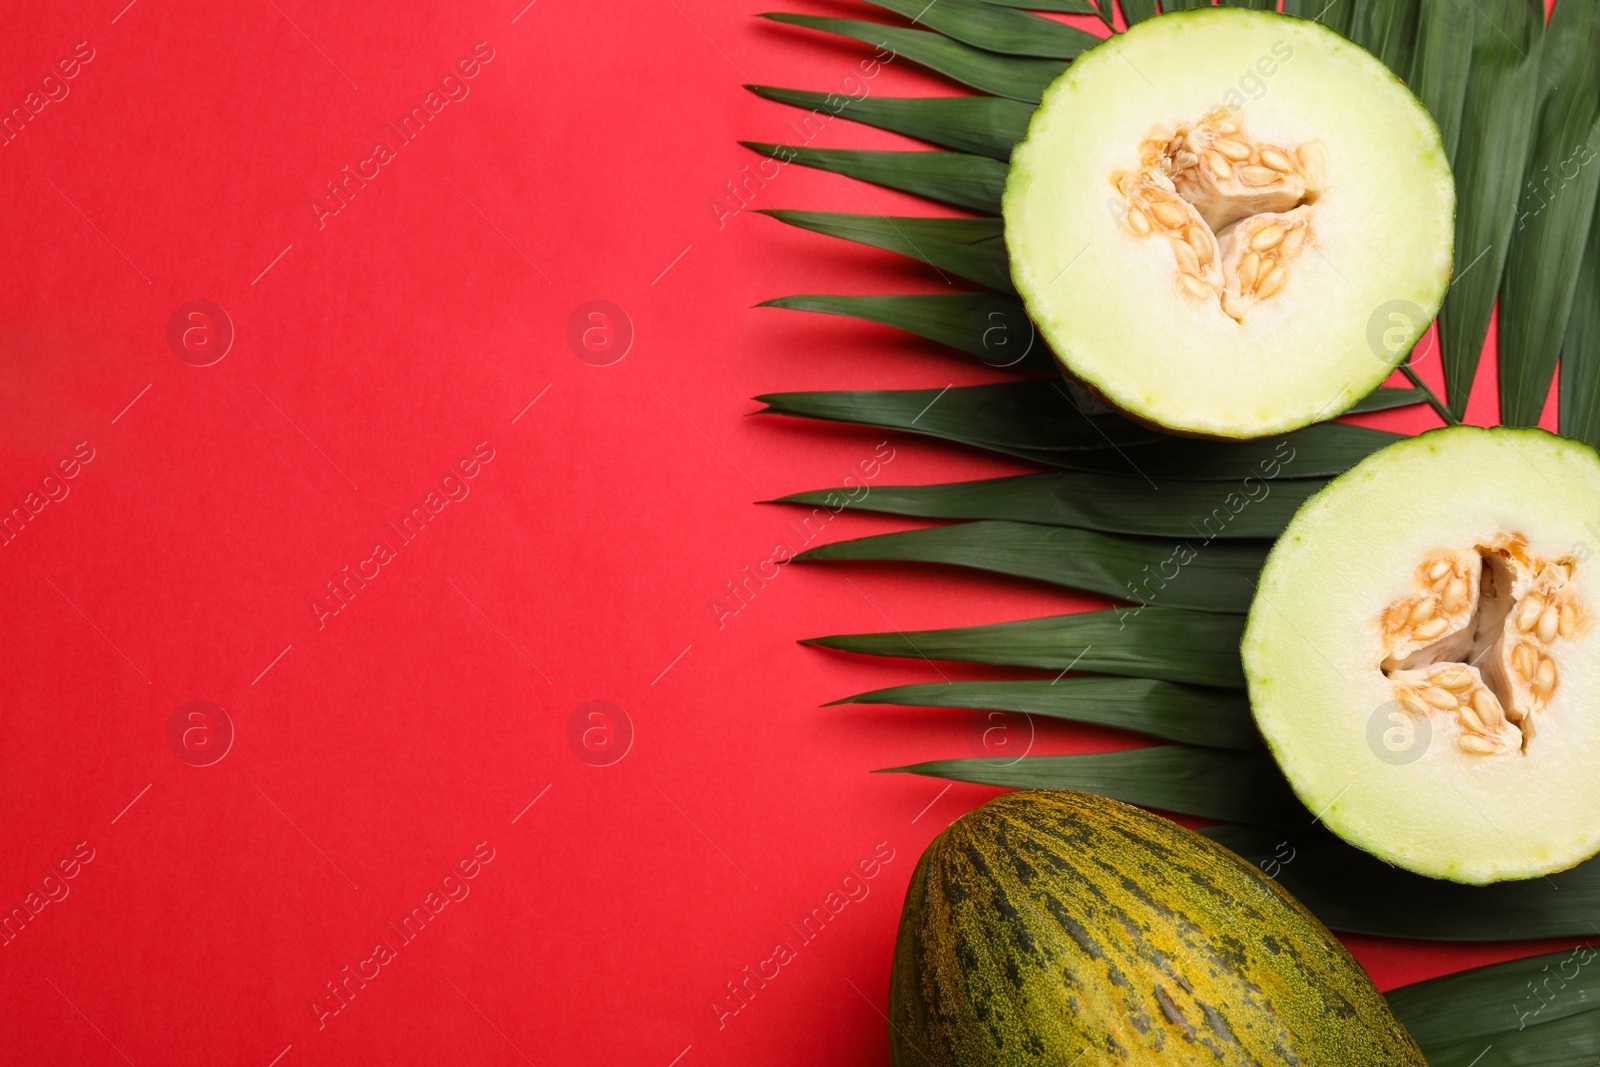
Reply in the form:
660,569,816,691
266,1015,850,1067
1378,536,1582,757
1111,108,1325,323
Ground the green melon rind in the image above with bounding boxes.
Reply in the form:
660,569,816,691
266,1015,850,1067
1002,9,1455,440
889,789,1425,1066
1242,426,1600,884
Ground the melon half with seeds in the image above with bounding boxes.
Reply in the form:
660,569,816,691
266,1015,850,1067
1004,8,1454,438
1244,428,1600,883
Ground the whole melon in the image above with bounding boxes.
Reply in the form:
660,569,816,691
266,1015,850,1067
889,790,1422,1065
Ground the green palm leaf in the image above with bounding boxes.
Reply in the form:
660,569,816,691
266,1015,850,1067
758,296,1429,405
743,87,1031,160
1421,1009,1600,1067
756,381,1162,455
1299,387,1426,413
1283,0,1355,36
759,210,1012,290
757,383,1403,476
742,143,1006,214
1205,823,1600,940
776,468,1324,539
1409,0,1475,160
1388,946,1600,1054
1120,0,1157,25
1348,0,1422,75
1437,0,1545,417
1559,193,1600,446
1497,0,1600,426
860,0,1101,59
831,676,1260,749
802,606,1247,686
759,14,1066,102
757,294,1056,371
796,520,1267,610
883,746,1297,824
978,0,1098,14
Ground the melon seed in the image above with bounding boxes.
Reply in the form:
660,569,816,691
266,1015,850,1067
1173,238,1201,274
1127,208,1152,236
1534,658,1557,698
1179,274,1212,300
1457,703,1485,734
1186,226,1212,261
1241,166,1279,186
1459,735,1497,755
1433,666,1473,690
1213,138,1251,161
1426,559,1452,582
1260,147,1294,173
1238,251,1262,290
1538,605,1560,644
1441,578,1469,613
1250,225,1286,252
1423,686,1458,709
1399,690,1430,716
1472,690,1504,729
1515,595,1542,632
1152,201,1187,229
1413,617,1448,640
1559,603,1577,638
1256,263,1287,298
1513,642,1537,679
1409,599,1436,624
1280,227,1305,256
1205,151,1232,180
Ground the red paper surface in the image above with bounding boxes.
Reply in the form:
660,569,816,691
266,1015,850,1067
0,1,1566,1064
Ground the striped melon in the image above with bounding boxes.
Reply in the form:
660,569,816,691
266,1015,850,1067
889,790,1423,1065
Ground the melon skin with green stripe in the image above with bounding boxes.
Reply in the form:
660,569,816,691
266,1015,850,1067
888,790,1423,1066
1003,8,1454,439
1244,426,1600,883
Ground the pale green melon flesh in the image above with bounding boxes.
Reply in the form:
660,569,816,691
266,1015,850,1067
1244,428,1600,883
1004,9,1454,438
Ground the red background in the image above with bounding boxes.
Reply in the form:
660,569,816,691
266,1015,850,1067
0,1,1560,1064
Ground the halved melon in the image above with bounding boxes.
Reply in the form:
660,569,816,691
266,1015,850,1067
1244,427,1600,883
1004,9,1454,438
